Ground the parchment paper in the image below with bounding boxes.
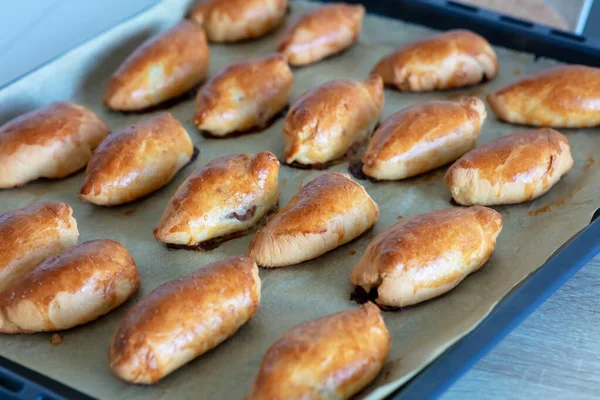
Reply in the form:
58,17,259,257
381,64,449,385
0,1,598,399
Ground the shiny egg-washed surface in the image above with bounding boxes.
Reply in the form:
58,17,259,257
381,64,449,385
0,0,598,399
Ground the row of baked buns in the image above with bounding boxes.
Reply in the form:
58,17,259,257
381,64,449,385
0,202,140,333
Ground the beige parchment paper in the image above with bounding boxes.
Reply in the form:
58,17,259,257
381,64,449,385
0,1,598,399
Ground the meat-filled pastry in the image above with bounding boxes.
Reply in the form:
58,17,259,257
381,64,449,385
80,113,194,206
0,202,78,292
154,152,279,246
0,102,109,188
284,75,383,166
371,29,498,91
194,53,293,136
109,256,260,384
246,302,390,400
0,240,139,334
249,173,379,267
362,97,486,180
445,128,573,205
487,65,600,127
278,3,365,66
350,206,502,308
188,0,288,42
104,21,209,111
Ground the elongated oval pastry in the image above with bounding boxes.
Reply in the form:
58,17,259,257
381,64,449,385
371,29,498,91
445,128,573,205
350,206,502,308
0,102,109,188
104,21,209,111
487,65,600,127
188,0,288,42
284,75,383,166
278,3,365,66
194,54,293,137
0,202,78,292
0,240,139,334
80,113,193,206
246,303,390,400
249,173,379,267
362,97,486,180
109,256,260,384
154,152,279,246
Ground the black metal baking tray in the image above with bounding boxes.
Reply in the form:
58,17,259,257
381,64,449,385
1,1,599,399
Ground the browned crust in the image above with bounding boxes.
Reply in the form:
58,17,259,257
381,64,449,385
486,65,600,127
246,302,390,399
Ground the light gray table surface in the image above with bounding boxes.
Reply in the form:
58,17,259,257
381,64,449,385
1,2,598,399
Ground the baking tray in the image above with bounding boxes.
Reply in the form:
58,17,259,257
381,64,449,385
0,1,599,399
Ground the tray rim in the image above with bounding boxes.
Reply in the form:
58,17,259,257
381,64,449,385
0,0,599,399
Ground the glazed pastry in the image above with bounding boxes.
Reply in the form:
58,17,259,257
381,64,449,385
371,29,498,91
284,75,383,166
362,97,486,180
278,3,365,66
109,256,260,384
249,173,379,267
0,202,78,292
154,152,280,246
188,0,288,42
350,206,502,308
487,65,600,127
80,113,194,206
0,102,109,188
104,21,209,111
246,303,390,400
445,128,573,205
0,240,139,334
194,53,293,137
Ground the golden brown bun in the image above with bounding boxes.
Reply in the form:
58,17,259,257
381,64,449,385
109,256,260,384
278,3,364,66
445,128,573,205
104,21,209,111
362,97,486,180
194,53,293,136
154,152,280,246
350,206,502,307
248,173,379,267
487,65,600,127
0,240,139,334
0,202,78,292
371,29,498,91
284,75,383,165
246,303,390,400
189,0,288,42
0,102,110,188
80,113,193,206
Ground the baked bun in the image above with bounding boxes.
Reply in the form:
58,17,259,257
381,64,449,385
154,152,280,246
188,0,288,42
246,303,390,400
0,240,139,333
371,29,498,91
350,206,502,307
278,3,364,66
248,173,379,267
487,65,600,127
362,97,486,180
0,102,109,188
284,75,383,166
80,112,193,206
194,53,293,137
0,202,78,292
445,128,573,205
109,256,260,384
104,21,209,111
